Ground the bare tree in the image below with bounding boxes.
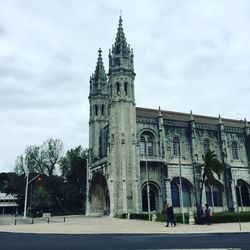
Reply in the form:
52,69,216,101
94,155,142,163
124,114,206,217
14,138,64,177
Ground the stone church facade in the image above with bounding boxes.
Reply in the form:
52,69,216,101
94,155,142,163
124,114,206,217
86,17,250,217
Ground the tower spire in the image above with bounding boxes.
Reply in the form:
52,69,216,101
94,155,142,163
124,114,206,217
90,48,107,95
108,16,134,73
113,16,128,56
93,48,107,82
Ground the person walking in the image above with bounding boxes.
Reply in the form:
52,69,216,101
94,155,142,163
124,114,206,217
165,204,176,227
205,203,212,225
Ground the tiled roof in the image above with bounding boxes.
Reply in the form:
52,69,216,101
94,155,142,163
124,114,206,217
136,107,249,128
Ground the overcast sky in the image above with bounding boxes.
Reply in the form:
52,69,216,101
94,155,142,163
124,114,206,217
1,0,250,172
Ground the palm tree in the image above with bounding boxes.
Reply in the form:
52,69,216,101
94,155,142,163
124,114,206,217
196,150,224,224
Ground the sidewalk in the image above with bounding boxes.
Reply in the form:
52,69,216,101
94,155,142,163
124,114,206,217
0,215,249,234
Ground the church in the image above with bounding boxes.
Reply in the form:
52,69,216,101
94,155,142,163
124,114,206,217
86,17,250,217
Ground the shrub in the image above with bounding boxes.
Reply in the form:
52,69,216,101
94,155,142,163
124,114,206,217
120,211,250,224
194,211,250,224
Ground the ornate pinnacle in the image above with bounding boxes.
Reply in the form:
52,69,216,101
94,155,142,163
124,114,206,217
218,114,223,125
190,110,194,121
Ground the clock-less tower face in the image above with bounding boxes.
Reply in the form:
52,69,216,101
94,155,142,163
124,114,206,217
107,16,140,216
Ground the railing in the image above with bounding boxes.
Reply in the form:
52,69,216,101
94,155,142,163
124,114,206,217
139,154,165,162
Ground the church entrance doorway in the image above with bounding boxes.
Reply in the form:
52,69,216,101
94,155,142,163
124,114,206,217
142,183,159,212
89,173,110,215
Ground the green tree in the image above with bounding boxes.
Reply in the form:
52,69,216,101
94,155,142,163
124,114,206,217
31,185,51,214
59,146,88,213
196,150,224,224
12,141,87,215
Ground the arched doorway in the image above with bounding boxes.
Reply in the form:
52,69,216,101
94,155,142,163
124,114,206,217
89,173,110,215
236,180,250,207
141,182,159,212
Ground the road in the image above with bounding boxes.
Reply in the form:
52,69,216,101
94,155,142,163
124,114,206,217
0,232,249,250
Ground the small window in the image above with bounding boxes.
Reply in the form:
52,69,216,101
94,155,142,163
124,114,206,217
124,82,128,96
101,105,105,116
116,82,120,95
203,139,210,154
232,142,239,159
173,137,180,156
95,105,98,116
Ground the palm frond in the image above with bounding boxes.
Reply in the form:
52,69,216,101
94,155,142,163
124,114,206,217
202,150,223,182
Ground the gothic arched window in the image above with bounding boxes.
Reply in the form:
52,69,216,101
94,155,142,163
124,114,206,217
147,137,153,156
236,183,250,206
182,182,191,207
213,185,222,206
116,82,120,95
95,105,98,116
101,105,105,116
140,136,146,155
205,183,222,207
171,182,179,207
241,185,250,206
124,82,128,96
171,181,191,207
173,137,180,156
231,142,239,159
140,133,155,156
203,139,210,154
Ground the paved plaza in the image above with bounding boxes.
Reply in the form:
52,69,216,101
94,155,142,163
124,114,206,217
0,215,249,234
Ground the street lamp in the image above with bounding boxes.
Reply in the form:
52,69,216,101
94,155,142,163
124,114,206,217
209,184,214,212
145,156,151,221
23,171,42,218
177,144,185,224
231,169,241,231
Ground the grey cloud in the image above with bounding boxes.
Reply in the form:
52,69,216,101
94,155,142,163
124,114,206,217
1,0,250,172
0,25,4,36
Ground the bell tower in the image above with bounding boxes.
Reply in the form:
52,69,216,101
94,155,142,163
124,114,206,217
107,16,140,216
89,49,109,163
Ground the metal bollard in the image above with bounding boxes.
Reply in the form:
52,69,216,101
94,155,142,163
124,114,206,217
32,218,34,224
64,217,66,223
14,219,17,225
47,217,50,224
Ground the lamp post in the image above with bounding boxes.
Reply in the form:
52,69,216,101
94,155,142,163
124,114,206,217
209,184,214,212
23,172,42,218
231,169,241,231
145,156,151,221
23,170,29,218
193,154,202,224
177,144,185,224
